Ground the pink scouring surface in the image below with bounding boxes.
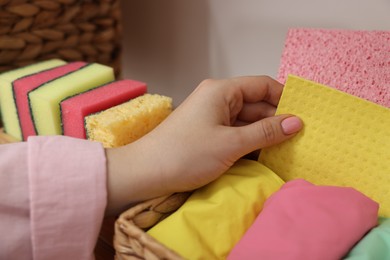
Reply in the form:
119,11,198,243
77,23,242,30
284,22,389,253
278,28,390,108
13,62,87,140
60,79,147,139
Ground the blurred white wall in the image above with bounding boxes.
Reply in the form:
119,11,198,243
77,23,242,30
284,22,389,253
121,0,390,106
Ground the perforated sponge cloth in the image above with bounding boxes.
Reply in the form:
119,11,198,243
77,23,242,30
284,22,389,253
259,75,390,217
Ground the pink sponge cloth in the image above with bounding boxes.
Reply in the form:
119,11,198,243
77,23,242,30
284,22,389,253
228,179,379,260
60,79,147,139
278,28,390,108
13,62,87,140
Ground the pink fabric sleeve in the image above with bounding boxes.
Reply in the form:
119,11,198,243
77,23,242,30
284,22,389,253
0,141,32,259
0,136,107,259
28,136,107,260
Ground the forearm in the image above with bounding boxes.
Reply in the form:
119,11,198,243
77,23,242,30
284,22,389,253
105,137,173,215
104,76,303,216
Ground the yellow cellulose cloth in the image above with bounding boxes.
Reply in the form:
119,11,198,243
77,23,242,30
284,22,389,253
259,75,390,217
148,159,284,259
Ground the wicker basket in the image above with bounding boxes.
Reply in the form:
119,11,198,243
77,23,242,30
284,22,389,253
114,192,193,260
0,0,122,76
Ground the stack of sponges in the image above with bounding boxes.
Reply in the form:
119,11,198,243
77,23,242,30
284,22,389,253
0,59,172,147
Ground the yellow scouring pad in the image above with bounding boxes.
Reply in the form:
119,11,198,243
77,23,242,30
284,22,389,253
85,94,172,148
259,75,390,217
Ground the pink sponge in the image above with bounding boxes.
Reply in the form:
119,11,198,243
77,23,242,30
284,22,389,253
278,28,390,108
60,79,147,139
13,62,87,140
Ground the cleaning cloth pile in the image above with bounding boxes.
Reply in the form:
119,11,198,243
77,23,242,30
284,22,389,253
147,28,390,259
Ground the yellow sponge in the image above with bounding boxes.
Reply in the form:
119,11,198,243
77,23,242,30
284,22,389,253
259,75,390,217
85,94,172,148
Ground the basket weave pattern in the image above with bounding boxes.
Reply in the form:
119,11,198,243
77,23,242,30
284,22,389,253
0,0,122,76
114,192,192,260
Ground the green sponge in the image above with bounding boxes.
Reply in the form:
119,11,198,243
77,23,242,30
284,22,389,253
0,59,66,140
28,63,114,136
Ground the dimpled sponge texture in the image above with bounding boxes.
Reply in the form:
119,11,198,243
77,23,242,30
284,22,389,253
259,75,390,217
60,79,147,139
278,28,390,108
85,94,172,148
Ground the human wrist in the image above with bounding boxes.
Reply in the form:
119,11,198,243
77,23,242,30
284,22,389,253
104,139,171,215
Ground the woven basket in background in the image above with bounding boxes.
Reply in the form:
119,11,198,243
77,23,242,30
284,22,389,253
0,0,122,76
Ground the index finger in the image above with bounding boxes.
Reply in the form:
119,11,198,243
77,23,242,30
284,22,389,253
229,75,284,106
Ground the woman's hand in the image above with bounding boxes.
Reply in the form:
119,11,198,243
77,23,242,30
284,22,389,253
105,76,302,215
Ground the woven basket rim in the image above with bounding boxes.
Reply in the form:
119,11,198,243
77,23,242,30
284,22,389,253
114,192,192,259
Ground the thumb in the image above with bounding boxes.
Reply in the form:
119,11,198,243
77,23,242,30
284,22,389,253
235,115,303,153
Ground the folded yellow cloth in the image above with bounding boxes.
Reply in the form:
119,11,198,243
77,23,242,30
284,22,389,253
260,75,390,217
147,159,284,259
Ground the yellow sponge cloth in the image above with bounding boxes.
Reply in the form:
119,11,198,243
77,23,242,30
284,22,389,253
259,75,390,217
148,159,284,259
85,94,172,148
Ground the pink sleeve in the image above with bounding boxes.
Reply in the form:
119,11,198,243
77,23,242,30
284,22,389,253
0,136,107,259
0,141,32,259
28,136,107,260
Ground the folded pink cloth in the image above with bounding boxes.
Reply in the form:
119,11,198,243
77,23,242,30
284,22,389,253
228,179,379,260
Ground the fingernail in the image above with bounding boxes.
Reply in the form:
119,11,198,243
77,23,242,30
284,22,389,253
281,116,302,135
